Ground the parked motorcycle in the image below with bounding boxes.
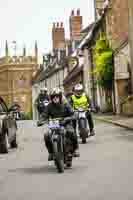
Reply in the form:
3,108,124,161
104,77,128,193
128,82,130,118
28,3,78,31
13,111,20,120
39,100,49,109
9,104,21,120
75,108,88,144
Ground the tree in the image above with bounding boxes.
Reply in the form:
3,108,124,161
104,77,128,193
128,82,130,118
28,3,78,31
94,36,113,89
93,36,113,111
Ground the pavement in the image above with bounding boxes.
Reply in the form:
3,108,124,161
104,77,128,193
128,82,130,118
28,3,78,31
94,113,133,130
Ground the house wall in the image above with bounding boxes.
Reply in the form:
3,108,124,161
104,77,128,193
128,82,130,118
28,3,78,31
114,43,131,114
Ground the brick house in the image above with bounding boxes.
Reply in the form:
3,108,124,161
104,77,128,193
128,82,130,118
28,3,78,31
94,0,132,115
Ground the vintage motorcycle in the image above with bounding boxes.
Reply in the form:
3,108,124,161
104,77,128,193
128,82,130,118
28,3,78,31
39,99,49,110
38,117,74,173
74,108,88,144
9,104,21,120
38,100,49,119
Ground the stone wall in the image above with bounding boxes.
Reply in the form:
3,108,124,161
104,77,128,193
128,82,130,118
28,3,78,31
0,59,37,113
122,96,133,116
114,42,132,114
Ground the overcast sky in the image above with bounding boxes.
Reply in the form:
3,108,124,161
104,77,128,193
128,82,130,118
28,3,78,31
0,0,94,58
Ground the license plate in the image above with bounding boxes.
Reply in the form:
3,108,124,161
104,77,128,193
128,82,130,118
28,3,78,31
78,112,86,118
48,120,60,129
43,101,49,106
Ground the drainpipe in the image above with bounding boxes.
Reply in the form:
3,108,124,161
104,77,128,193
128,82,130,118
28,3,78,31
128,0,133,93
83,47,90,96
112,53,116,114
90,48,96,106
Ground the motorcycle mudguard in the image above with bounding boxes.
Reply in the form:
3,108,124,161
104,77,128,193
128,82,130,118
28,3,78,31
52,133,60,142
78,118,87,129
78,118,88,138
52,135,59,142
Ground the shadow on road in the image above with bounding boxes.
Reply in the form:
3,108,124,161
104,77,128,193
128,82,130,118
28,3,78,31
8,165,58,175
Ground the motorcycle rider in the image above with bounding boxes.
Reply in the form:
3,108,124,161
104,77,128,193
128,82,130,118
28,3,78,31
9,101,21,119
36,87,49,117
69,83,95,136
39,88,79,161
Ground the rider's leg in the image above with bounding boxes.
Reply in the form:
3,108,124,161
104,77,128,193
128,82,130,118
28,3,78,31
72,119,77,133
44,132,53,160
86,111,95,136
66,124,80,157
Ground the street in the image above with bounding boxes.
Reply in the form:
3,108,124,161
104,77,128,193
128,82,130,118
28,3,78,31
0,120,133,200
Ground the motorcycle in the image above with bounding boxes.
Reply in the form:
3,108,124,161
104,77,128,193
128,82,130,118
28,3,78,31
38,100,49,119
75,108,88,144
43,100,49,107
39,100,49,112
9,105,21,120
13,111,20,120
39,117,74,173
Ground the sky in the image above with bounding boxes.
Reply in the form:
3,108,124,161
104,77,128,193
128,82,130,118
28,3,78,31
0,0,94,59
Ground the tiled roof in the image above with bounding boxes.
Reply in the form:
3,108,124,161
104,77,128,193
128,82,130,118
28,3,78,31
63,65,83,85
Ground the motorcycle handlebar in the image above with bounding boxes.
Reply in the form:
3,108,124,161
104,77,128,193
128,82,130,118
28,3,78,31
37,116,75,127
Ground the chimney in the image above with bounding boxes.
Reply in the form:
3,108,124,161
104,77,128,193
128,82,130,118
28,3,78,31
69,9,82,41
71,10,74,16
53,22,56,29
61,22,63,28
52,21,65,50
77,8,80,16
57,22,59,27
23,45,26,57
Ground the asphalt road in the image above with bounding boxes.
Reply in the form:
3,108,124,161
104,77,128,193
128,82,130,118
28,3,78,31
0,120,133,200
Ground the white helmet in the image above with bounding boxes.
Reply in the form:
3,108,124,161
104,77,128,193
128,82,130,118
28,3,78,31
74,83,83,91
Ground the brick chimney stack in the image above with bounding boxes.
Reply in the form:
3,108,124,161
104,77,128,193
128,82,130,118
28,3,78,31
52,22,65,50
69,9,82,41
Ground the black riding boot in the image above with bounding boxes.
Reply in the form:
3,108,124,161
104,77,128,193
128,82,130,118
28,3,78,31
44,133,53,161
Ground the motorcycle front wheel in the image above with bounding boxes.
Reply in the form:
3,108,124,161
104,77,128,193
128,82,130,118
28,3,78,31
53,141,64,173
79,118,88,144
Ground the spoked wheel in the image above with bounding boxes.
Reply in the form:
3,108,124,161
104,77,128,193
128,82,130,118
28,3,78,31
78,119,88,144
53,141,64,173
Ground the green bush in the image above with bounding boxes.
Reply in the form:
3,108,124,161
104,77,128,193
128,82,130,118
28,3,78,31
21,112,33,120
93,36,113,89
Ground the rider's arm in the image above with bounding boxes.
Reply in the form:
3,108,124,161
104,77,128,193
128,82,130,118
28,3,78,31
68,96,73,107
86,95,95,111
64,103,74,117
